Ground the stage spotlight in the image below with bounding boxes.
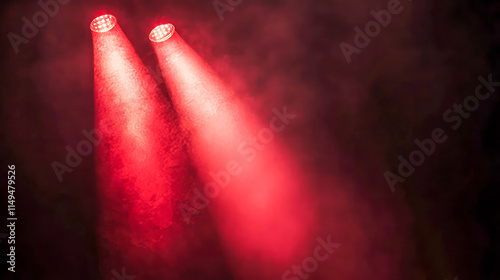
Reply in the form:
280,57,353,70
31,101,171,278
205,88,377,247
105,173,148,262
151,24,317,279
149,24,175,42
90,14,117,33
91,16,188,280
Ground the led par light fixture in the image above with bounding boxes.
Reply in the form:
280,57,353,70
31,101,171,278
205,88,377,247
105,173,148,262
149,24,175,42
90,14,117,33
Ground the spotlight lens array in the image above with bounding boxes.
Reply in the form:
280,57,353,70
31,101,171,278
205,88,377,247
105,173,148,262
90,15,117,33
149,24,175,42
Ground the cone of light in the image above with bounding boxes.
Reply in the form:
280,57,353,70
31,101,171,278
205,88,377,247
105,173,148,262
150,24,317,279
91,15,187,279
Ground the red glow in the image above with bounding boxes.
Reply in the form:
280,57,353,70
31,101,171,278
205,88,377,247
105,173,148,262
151,28,317,279
90,14,117,33
92,20,187,279
149,24,175,42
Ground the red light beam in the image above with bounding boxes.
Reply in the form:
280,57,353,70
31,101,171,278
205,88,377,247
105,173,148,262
151,24,317,279
92,15,187,279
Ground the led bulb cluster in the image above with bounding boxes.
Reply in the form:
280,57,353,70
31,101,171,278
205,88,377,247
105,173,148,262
90,15,117,33
149,24,175,42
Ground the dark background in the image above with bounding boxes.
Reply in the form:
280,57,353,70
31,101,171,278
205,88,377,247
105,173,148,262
0,0,499,279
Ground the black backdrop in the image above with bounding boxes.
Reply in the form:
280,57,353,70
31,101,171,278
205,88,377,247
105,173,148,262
0,0,499,279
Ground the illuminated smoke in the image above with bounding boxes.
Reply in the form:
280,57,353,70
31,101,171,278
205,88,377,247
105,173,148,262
92,15,188,279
